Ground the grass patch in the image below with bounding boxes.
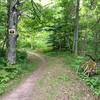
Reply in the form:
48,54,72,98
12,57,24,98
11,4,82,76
0,50,39,95
45,51,100,96
37,72,69,100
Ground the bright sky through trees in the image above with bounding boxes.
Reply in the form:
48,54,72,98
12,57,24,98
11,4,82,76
40,0,54,6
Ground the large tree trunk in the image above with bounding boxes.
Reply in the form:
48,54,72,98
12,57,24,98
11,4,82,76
7,0,19,64
73,0,80,55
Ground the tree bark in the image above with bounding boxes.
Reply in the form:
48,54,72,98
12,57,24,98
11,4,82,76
73,0,80,55
30,33,33,49
65,33,71,50
7,0,19,64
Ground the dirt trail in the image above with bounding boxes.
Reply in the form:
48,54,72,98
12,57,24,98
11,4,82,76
0,52,46,100
0,53,98,100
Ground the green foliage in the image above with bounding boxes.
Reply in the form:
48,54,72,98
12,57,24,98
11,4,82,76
33,31,50,51
47,32,70,51
79,74,100,96
0,1,7,47
17,50,27,62
63,53,100,96
14,0,100,55
0,50,38,95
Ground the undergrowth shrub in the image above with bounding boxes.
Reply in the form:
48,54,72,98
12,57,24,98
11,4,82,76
63,53,100,96
79,73,100,96
17,50,27,63
0,50,38,95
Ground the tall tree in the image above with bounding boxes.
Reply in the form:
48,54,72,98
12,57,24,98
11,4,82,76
73,0,80,55
7,0,20,64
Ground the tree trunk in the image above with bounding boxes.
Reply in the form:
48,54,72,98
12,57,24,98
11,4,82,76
30,33,33,49
7,0,19,64
73,0,80,55
65,33,71,50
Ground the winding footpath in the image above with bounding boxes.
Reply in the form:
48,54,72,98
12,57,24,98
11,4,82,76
0,52,99,100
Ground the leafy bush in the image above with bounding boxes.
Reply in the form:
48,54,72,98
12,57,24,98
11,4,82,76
17,50,27,62
0,50,38,95
79,73,100,96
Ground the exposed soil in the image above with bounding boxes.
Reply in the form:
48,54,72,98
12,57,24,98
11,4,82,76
0,52,99,100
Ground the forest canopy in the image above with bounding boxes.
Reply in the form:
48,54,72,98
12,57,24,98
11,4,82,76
0,0,100,59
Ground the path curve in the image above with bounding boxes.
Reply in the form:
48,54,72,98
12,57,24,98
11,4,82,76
0,52,98,100
1,52,47,100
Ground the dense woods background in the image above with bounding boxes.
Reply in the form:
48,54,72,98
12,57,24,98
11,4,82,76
0,0,100,57
0,0,100,97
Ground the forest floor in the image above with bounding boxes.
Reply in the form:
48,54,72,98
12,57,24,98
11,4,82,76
0,52,99,100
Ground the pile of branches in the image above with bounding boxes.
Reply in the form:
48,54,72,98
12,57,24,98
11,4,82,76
80,55,100,76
